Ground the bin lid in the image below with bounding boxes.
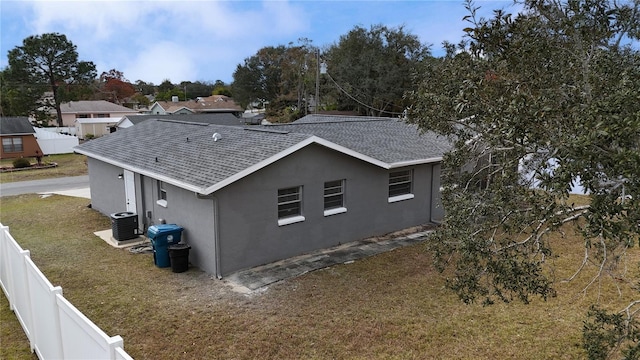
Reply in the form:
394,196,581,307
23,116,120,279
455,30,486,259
148,224,182,233
147,224,183,238
168,243,191,250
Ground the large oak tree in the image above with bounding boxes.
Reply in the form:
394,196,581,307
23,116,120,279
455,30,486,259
326,24,431,116
408,0,640,357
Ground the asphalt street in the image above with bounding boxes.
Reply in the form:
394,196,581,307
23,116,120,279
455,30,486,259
0,175,89,197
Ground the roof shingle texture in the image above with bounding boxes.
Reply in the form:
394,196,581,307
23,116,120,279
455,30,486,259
124,113,244,126
76,115,452,192
281,115,451,163
0,117,35,135
77,119,311,190
59,100,137,113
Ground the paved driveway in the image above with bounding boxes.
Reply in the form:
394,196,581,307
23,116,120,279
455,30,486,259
0,175,90,198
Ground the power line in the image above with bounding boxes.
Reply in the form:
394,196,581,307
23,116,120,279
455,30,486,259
324,71,404,116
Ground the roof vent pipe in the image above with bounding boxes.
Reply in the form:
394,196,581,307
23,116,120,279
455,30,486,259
212,133,222,142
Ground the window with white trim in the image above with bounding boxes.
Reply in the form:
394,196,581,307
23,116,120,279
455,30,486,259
2,137,23,153
277,186,305,225
158,181,167,201
388,169,414,202
324,180,347,216
156,180,168,207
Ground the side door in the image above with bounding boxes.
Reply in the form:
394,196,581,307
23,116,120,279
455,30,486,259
123,169,137,213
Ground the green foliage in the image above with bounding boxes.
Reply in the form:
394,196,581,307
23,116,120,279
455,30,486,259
12,158,31,168
583,305,640,360
408,0,640,353
155,88,185,102
134,80,156,95
5,33,97,126
231,39,319,117
131,93,150,106
325,24,430,116
212,81,232,97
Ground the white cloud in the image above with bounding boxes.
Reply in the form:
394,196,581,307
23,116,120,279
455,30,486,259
20,0,308,83
122,41,197,84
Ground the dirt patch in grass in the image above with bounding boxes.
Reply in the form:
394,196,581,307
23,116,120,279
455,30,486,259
0,153,87,183
1,194,638,359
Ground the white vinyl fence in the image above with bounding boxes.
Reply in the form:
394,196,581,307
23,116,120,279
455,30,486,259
0,223,133,360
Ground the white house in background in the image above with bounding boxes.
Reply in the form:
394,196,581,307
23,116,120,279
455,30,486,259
145,95,243,116
58,100,139,127
75,117,122,140
33,128,79,154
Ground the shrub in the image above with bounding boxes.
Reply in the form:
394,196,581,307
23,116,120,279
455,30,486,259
12,158,31,168
84,133,95,140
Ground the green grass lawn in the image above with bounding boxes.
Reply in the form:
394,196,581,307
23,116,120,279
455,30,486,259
0,153,88,183
1,194,637,359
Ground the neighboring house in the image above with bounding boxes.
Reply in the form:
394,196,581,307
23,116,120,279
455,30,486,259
75,117,123,140
0,117,44,160
58,100,139,127
115,113,245,130
74,115,451,278
145,95,243,116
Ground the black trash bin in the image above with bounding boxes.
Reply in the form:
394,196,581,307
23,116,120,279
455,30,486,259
168,244,191,273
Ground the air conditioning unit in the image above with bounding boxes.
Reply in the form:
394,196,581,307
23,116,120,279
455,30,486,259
110,212,138,241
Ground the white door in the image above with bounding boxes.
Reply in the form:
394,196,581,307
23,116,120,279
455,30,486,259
123,170,137,213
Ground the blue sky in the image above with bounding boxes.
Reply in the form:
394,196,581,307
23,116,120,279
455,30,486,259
1,0,519,84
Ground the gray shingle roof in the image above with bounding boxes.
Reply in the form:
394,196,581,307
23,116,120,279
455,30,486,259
274,115,451,164
0,117,35,135
59,100,137,113
76,119,311,192
122,113,244,126
75,115,452,194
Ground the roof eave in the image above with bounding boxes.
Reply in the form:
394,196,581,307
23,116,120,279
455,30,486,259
74,148,205,194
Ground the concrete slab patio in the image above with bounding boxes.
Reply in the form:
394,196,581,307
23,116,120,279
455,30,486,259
225,228,434,292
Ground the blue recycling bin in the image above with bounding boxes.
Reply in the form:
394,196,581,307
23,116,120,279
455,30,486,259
147,224,183,268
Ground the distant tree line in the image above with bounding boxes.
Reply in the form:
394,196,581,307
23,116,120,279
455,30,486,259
231,25,430,122
0,33,232,126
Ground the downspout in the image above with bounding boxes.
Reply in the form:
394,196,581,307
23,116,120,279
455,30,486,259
139,175,147,233
213,196,222,279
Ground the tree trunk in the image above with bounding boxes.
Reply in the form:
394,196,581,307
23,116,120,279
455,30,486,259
51,83,63,127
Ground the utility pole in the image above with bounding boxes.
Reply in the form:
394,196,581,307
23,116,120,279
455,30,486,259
315,49,320,114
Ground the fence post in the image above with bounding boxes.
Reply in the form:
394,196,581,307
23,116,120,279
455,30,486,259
0,224,12,308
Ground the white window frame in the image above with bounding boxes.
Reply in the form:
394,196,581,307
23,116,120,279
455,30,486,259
156,180,168,207
324,179,347,216
388,169,415,203
277,186,305,226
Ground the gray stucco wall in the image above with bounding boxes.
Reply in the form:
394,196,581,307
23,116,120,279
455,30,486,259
214,143,437,275
138,176,217,274
87,144,442,277
87,158,127,216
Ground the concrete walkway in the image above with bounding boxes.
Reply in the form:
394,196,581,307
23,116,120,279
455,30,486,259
225,229,433,292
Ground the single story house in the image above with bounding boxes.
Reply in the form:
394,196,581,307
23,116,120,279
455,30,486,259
75,117,122,140
58,100,139,127
0,117,44,160
145,95,243,116
74,115,451,278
